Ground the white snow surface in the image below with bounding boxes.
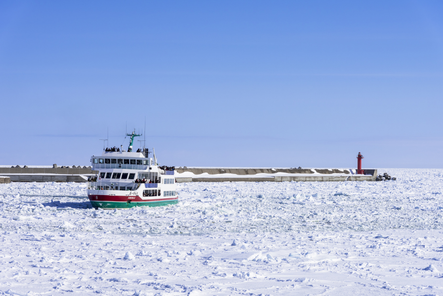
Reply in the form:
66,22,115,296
1,169,443,295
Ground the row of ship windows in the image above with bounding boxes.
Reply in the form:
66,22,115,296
94,185,136,191
93,158,148,165
99,172,135,180
142,190,176,197
143,189,161,197
164,178,174,184
98,172,174,184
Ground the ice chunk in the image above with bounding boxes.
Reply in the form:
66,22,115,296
61,221,75,229
123,252,135,260
423,264,439,272
247,252,267,262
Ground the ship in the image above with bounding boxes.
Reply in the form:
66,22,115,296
87,131,178,209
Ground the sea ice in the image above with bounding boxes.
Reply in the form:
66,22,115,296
1,169,443,295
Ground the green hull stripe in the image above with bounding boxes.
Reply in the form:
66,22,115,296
90,200,178,209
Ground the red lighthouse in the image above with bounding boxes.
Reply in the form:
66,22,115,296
357,152,364,175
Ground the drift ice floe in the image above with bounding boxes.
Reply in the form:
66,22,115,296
87,131,178,209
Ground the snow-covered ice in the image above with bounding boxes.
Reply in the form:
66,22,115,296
1,169,443,295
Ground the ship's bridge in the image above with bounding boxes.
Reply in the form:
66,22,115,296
91,151,152,170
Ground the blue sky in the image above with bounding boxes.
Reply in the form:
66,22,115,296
1,1,443,168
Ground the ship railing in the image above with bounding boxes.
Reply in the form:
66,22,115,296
88,181,141,191
92,164,149,170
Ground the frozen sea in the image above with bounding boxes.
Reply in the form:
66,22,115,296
1,169,443,295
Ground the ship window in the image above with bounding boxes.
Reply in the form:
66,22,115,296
128,173,135,179
99,159,104,164
143,160,148,165
111,159,116,164
137,160,142,165
124,159,129,164
143,189,159,197
104,186,109,190
106,173,112,179
99,172,105,178
105,159,110,164
93,158,98,164
121,173,128,179
130,159,136,165
117,159,123,164
112,173,121,179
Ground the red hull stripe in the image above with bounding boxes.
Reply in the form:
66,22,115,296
88,194,178,202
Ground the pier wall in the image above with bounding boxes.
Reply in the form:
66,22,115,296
0,167,94,175
0,176,10,184
5,175,89,183
0,167,96,183
175,167,377,183
0,166,377,183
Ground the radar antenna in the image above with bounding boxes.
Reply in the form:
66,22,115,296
99,138,108,150
99,128,109,150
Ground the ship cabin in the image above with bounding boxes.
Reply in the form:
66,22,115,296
88,148,175,192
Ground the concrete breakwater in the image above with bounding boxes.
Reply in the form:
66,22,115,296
0,176,10,184
0,166,96,182
0,166,377,183
175,167,377,182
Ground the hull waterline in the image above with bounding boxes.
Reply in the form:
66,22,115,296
88,194,178,209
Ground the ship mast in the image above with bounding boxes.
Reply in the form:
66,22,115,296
126,131,141,152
